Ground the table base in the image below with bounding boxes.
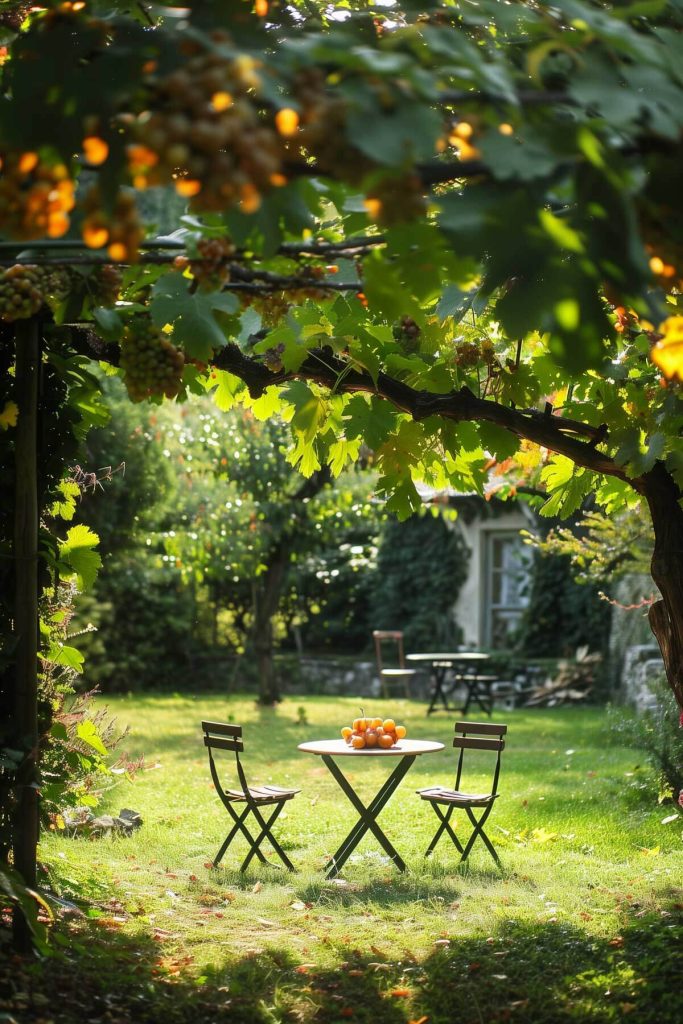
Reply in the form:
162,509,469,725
322,753,416,877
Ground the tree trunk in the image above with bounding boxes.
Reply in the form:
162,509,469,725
252,545,289,704
11,319,40,952
643,462,683,710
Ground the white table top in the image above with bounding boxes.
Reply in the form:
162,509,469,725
298,738,444,757
406,652,490,663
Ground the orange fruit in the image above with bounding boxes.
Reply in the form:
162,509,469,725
382,719,396,733
352,717,367,733
378,734,394,749
365,729,378,748
370,717,383,729
351,734,366,749
395,725,407,739
341,726,353,741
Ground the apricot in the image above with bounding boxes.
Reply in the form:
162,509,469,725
382,718,396,732
351,733,366,749
341,726,353,741
395,725,407,739
378,734,395,749
365,729,378,748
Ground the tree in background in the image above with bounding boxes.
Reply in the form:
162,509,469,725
78,384,380,702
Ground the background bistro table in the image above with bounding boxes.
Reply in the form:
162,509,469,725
406,652,495,716
298,738,444,877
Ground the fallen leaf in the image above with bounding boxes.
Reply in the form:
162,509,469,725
661,814,679,825
252,881,263,893
290,901,307,911
619,1003,637,1014
608,936,624,948
389,987,412,998
408,1017,429,1024
257,917,276,927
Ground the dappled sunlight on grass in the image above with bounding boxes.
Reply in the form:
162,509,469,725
28,695,682,1023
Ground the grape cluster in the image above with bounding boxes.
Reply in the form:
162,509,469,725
190,236,236,291
89,264,123,308
119,319,185,403
128,44,284,213
392,315,421,353
0,153,75,240
293,68,370,185
81,186,143,262
455,340,481,368
0,264,71,322
248,291,291,327
262,342,286,373
455,338,497,369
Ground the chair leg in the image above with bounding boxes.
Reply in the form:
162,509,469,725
214,805,268,867
240,802,296,873
460,805,500,865
425,804,464,857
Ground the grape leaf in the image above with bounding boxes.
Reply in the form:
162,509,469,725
150,274,239,361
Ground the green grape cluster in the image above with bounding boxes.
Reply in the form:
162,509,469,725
0,264,71,322
119,319,185,402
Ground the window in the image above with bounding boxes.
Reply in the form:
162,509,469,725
484,532,531,648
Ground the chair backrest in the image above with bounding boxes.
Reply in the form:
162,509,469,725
453,721,507,795
373,630,406,673
202,721,249,799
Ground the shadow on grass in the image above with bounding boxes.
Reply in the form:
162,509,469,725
2,899,680,1024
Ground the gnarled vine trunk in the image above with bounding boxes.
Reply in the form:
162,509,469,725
643,463,683,710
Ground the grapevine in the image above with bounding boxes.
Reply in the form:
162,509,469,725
119,319,185,403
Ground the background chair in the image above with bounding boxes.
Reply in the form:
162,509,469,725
202,720,299,872
416,721,507,865
373,630,416,699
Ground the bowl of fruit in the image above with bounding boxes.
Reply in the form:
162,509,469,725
341,712,407,750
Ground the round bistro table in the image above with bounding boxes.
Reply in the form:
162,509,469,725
406,652,492,715
298,738,444,877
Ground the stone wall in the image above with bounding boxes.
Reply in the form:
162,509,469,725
620,644,665,712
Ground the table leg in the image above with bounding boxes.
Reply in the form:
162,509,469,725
427,664,451,715
322,754,416,877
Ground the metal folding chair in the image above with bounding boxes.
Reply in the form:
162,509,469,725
416,721,507,865
202,721,299,872
372,630,416,699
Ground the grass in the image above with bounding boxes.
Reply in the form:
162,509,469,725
14,695,683,1022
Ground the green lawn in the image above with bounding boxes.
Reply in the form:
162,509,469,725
22,696,683,1023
